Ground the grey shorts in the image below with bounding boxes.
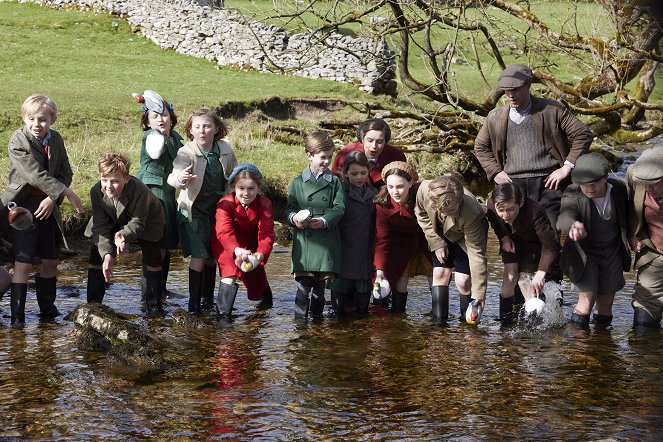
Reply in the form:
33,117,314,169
574,249,626,295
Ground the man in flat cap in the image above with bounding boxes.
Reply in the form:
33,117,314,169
557,153,631,329
474,64,594,231
627,144,663,327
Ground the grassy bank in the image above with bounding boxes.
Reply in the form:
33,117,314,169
0,1,372,228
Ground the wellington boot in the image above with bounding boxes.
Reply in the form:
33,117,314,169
499,295,515,325
10,283,27,328
431,285,449,324
513,285,525,308
310,280,326,320
35,274,59,319
143,268,164,317
593,314,613,328
459,294,471,323
86,268,106,304
330,290,345,317
201,265,217,311
257,286,273,310
294,280,313,319
391,291,408,314
355,291,371,317
633,307,661,327
570,312,590,329
216,281,239,318
188,268,204,314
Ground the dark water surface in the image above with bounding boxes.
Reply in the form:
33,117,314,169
2,150,663,440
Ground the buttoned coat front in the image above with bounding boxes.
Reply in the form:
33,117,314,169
1,127,74,246
337,181,377,280
212,193,275,300
85,177,165,258
415,180,489,301
473,96,594,182
331,141,406,189
286,169,345,274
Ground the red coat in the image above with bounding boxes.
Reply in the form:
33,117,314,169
211,193,275,300
374,194,430,288
332,141,406,189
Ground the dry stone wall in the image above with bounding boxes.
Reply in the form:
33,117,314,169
27,0,397,94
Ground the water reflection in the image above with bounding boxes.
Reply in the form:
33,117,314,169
0,225,661,439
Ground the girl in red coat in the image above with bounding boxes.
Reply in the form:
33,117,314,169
212,164,275,318
374,161,432,313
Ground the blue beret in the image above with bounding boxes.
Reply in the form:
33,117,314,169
227,163,263,189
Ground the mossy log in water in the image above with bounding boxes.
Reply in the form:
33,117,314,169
66,303,166,371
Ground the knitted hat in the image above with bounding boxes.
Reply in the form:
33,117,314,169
381,161,418,183
571,152,611,184
631,145,663,184
497,64,532,90
227,163,263,189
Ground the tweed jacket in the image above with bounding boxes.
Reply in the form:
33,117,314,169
557,178,631,282
1,127,74,246
212,193,275,300
415,180,489,300
85,177,165,258
627,166,662,271
167,139,238,222
331,141,406,189
487,197,559,273
474,96,594,182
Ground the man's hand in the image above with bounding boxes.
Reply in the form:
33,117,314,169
494,171,512,185
545,165,572,190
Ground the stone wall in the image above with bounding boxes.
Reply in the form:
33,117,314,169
27,0,397,94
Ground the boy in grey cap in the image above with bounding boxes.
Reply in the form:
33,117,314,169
627,145,663,326
557,152,631,328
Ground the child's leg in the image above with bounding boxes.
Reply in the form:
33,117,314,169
571,290,596,328
500,263,519,323
392,276,410,314
188,257,207,314
10,257,33,328
141,240,164,317
593,293,615,326
431,266,451,322
310,277,326,319
258,285,273,309
87,245,107,304
294,275,314,319
454,271,472,320
217,275,239,318
201,260,217,311
35,259,59,318
517,272,534,300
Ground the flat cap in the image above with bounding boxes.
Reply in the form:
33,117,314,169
497,64,532,90
631,145,663,184
571,153,611,184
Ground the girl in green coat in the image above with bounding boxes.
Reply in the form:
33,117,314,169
286,131,345,320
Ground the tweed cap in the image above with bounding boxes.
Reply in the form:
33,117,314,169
381,161,418,183
571,153,611,184
227,163,263,188
497,64,533,90
631,145,663,184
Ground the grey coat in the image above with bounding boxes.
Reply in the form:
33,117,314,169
1,127,74,247
337,181,377,280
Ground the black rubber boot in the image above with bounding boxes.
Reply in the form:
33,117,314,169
355,291,371,317
216,281,239,318
143,268,164,317
570,312,590,329
201,265,216,311
633,307,661,327
294,279,313,319
459,293,471,323
86,268,106,304
10,282,27,328
513,285,525,307
257,285,273,310
431,285,449,324
188,268,204,314
310,280,326,319
593,314,613,328
331,290,345,317
499,295,515,324
391,291,408,314
35,274,59,319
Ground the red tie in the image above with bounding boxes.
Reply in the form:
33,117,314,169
42,141,49,156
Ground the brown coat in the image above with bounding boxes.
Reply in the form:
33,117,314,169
474,96,594,181
627,166,662,271
415,180,488,300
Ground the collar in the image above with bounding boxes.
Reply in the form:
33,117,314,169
302,167,332,182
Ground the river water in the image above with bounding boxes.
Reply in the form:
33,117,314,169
1,154,663,440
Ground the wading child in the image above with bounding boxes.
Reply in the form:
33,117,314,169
85,154,165,316
557,153,631,328
416,174,487,324
487,182,559,323
212,164,275,318
328,150,377,317
375,161,431,314
1,94,84,328
133,90,184,300
286,131,345,320
168,108,238,314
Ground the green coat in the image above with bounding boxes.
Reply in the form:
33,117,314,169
286,168,345,274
